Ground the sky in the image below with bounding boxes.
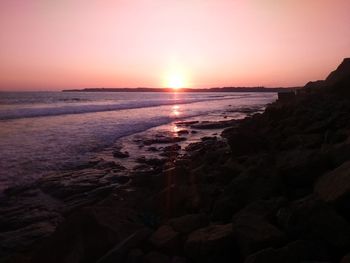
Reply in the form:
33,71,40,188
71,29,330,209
0,0,350,91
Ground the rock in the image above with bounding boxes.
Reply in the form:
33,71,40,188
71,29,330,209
104,174,130,185
144,136,186,145
95,160,126,170
168,214,209,234
175,121,199,126
31,204,143,263
232,216,285,258
223,130,268,156
276,149,332,192
211,169,282,221
136,156,167,166
244,240,331,263
277,196,350,250
232,198,286,223
341,253,350,263
201,136,217,141
97,228,152,263
184,223,234,262
147,146,159,152
314,161,350,205
112,150,130,158
163,144,181,152
191,120,237,129
327,142,350,168
143,251,170,263
149,225,180,253
325,58,350,86
126,249,144,263
177,130,189,135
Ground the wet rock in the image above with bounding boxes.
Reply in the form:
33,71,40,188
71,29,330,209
191,120,237,130
177,130,189,135
168,214,209,234
201,136,217,141
136,157,167,167
144,136,186,145
132,165,159,178
149,225,180,253
163,144,181,152
147,146,159,152
184,223,234,263
95,160,126,170
113,150,130,158
104,175,130,185
175,121,199,127
159,151,180,158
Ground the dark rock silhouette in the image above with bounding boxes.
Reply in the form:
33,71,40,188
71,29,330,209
326,58,350,85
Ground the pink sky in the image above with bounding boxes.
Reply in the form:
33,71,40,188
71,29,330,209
0,0,350,91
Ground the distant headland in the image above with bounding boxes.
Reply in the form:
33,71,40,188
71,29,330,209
62,87,297,93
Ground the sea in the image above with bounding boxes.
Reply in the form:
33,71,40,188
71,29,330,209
0,91,277,190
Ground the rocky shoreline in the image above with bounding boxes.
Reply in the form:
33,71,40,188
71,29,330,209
2,58,350,263
0,103,265,262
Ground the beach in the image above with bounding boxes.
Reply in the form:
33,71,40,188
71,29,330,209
0,91,274,260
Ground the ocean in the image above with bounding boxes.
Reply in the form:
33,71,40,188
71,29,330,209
0,91,276,190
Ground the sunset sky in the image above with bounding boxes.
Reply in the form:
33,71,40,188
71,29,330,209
0,0,350,91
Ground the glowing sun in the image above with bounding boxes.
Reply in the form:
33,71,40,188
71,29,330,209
165,72,187,90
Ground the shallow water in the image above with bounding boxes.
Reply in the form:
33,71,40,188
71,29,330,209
0,91,276,190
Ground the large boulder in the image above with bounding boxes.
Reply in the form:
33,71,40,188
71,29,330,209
232,198,286,223
224,130,269,157
211,168,282,222
276,149,332,190
149,225,180,253
184,223,235,262
168,214,209,235
277,196,350,250
30,199,143,263
232,215,285,258
315,160,350,204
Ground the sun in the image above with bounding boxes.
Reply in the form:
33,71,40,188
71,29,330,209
167,75,184,90
165,71,187,90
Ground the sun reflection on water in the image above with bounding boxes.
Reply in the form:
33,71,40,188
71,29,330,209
171,105,181,117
